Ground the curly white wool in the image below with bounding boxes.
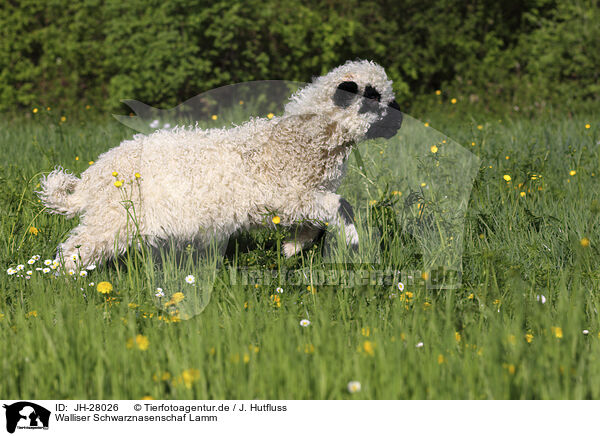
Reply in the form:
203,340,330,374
37,60,398,271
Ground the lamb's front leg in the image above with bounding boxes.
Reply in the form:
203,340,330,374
283,192,358,258
282,225,324,257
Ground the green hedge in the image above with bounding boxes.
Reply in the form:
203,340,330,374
0,0,598,113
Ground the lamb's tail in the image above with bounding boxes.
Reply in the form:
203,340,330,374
37,167,82,218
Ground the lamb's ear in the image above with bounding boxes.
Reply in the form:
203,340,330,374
333,81,358,108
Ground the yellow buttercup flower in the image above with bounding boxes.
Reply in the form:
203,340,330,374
525,333,533,343
551,326,563,339
580,237,590,248
97,281,113,294
127,334,149,351
28,226,39,235
270,294,281,308
272,216,280,224
585,124,591,129
430,145,438,153
135,172,141,179
435,90,441,95
503,175,511,182
569,170,576,176
60,116,66,122
33,108,38,114
362,340,375,356
450,98,457,104
88,161,94,165
181,369,200,389
211,115,218,120
267,113,274,119
112,171,118,177
172,292,185,303
114,180,123,188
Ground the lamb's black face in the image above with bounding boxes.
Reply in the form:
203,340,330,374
364,99,403,139
333,81,403,140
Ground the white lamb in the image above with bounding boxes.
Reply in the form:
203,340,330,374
38,60,402,272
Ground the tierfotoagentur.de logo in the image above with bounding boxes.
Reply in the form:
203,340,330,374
2,402,50,434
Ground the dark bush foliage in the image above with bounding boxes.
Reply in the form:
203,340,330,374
0,0,597,112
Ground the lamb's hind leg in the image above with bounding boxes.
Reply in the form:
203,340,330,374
57,214,132,272
58,225,111,272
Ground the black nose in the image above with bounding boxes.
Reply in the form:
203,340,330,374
365,100,403,139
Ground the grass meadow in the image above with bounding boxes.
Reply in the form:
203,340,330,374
0,106,599,399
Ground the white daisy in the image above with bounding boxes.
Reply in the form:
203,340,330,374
86,264,96,270
536,295,547,304
163,123,171,129
16,264,25,271
79,270,88,277
26,270,33,275
68,270,75,276
276,287,284,293
583,330,590,335
44,259,52,266
7,267,17,275
89,282,95,286
300,319,311,327
149,119,160,129
155,288,165,297
397,282,404,291
416,342,424,348
347,381,361,394
42,268,50,274
32,255,40,260
185,275,195,285
27,259,35,265
35,267,42,271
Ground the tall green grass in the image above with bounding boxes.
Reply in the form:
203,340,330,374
0,112,598,399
